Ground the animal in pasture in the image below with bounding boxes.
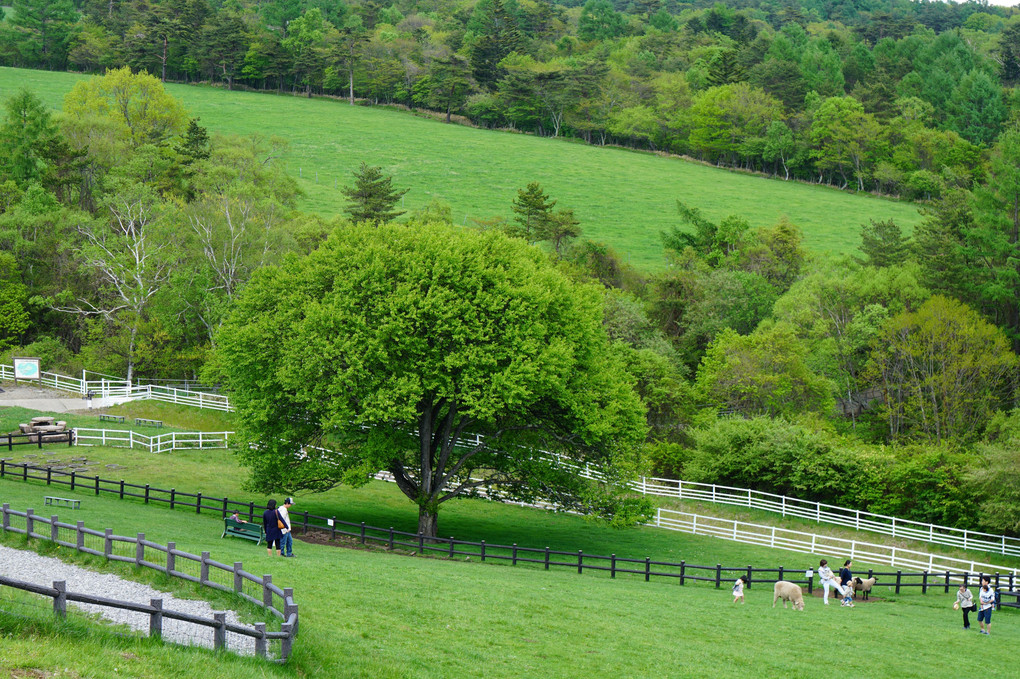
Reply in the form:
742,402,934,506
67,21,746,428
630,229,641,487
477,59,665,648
773,581,805,610
852,576,877,600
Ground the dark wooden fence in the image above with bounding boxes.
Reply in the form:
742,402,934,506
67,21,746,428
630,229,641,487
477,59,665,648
1,460,1017,598
2,431,75,451
0,503,298,662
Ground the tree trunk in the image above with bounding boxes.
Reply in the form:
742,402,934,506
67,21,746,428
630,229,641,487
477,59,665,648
161,37,168,83
418,508,438,538
348,66,355,105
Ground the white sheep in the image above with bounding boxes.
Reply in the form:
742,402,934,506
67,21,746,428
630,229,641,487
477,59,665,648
852,576,877,600
773,581,805,610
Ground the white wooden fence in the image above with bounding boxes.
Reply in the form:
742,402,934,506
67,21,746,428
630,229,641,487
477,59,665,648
0,365,232,412
649,508,1020,577
73,429,233,454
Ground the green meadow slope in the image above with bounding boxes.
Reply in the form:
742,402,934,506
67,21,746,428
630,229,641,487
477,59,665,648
0,67,923,271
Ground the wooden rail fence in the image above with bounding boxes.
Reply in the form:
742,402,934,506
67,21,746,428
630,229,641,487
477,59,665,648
1,461,1016,598
0,504,297,662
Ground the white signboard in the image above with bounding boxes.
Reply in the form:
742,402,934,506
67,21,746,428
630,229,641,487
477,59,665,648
13,357,41,381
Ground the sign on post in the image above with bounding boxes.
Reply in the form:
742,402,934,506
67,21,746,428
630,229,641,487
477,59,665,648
12,357,41,384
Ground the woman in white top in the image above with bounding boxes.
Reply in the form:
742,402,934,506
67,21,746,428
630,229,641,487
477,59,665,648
978,577,996,635
818,559,848,605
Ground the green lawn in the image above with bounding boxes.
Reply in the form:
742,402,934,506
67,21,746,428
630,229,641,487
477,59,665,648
1,477,1017,679
0,67,924,271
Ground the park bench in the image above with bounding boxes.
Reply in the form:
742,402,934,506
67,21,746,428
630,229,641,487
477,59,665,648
222,517,264,545
99,414,125,423
44,496,80,509
135,418,163,428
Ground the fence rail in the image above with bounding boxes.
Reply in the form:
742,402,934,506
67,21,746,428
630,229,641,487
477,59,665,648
0,504,297,662
1,460,1017,597
73,428,233,454
0,365,232,412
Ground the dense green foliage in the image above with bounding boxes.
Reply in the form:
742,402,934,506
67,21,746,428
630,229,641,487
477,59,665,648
216,222,649,536
2,0,1019,198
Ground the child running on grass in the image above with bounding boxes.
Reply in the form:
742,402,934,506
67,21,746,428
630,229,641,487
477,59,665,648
733,576,747,604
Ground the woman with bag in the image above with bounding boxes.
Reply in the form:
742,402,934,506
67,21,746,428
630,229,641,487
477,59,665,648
262,499,283,557
956,582,976,629
818,559,849,605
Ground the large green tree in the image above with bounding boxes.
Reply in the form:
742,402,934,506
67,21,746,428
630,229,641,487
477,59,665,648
215,223,648,537
341,162,408,224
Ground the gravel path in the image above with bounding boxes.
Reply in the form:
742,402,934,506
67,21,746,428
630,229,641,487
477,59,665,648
0,543,257,655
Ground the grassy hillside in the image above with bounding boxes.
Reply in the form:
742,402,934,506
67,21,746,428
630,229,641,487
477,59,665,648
1,478,1017,679
0,67,923,271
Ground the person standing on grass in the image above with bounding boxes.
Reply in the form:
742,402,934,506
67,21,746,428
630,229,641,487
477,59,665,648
978,577,995,635
818,559,848,605
956,582,976,630
279,497,295,558
838,560,855,607
262,499,282,557
732,576,746,604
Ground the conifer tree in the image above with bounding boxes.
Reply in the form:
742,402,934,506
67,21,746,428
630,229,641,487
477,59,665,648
342,162,409,224
510,181,555,243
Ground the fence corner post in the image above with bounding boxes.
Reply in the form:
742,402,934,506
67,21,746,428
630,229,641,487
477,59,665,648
136,533,145,565
166,541,175,574
103,527,112,559
50,515,59,542
233,562,243,593
200,551,210,584
263,574,273,607
254,622,267,658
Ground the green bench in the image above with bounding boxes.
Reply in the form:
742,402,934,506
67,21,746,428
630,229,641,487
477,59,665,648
134,418,163,428
222,517,264,545
45,496,80,509
99,414,124,423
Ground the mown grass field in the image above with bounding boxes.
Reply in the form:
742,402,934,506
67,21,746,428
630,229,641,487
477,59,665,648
1,476,1018,679
0,66,923,270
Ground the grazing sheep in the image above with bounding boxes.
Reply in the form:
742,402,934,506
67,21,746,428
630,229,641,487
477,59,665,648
773,581,805,610
853,576,878,600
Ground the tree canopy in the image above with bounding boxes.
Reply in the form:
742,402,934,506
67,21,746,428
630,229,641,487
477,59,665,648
215,222,649,536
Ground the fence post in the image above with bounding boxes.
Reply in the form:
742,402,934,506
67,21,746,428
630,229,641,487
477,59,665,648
201,552,210,585
895,571,902,594
480,541,486,562
807,575,813,595
50,515,59,542
645,557,651,582
53,580,66,617
196,492,202,514
248,502,254,522
576,551,583,575
149,599,163,638
680,560,686,585
94,475,99,496
255,623,267,658
144,484,150,504
512,544,518,566
103,528,113,558
166,541,175,574
76,521,84,550
120,480,125,500
360,522,366,544
222,497,228,518
779,566,784,582
448,538,455,558
964,572,970,588
545,547,550,570
418,533,424,554
303,511,308,534
25,508,34,538
922,571,928,594
213,612,227,651
136,533,145,565
1,503,8,532
715,564,722,588
284,588,298,636
332,517,337,541
170,488,175,510
388,527,393,550
233,562,243,593
263,575,273,607
746,565,752,589
46,468,51,485
281,622,293,662
945,571,951,594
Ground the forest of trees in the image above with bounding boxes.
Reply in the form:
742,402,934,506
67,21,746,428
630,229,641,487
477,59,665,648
2,0,1020,195
4,2,1020,535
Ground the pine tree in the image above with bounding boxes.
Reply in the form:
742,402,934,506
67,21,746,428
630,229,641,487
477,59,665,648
510,182,556,242
858,219,909,268
342,162,410,224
